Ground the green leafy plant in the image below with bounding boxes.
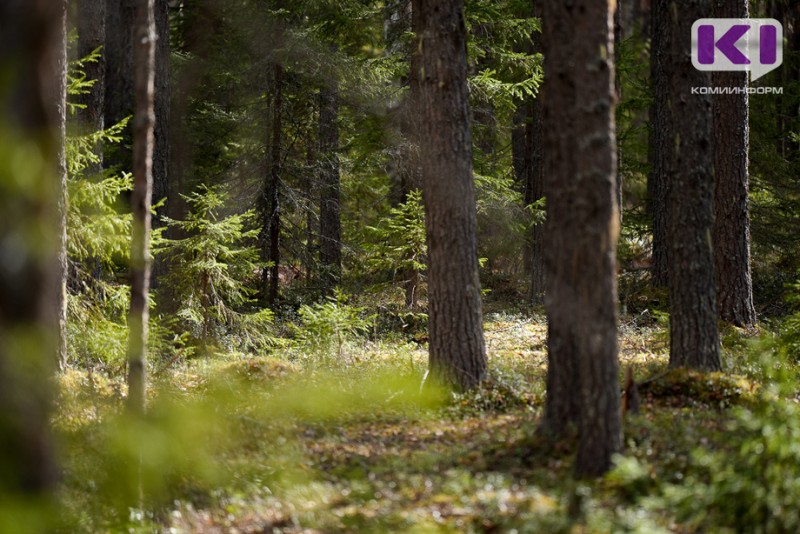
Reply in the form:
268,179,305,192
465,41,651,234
157,185,274,354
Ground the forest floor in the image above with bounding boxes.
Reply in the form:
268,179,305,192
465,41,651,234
55,308,771,533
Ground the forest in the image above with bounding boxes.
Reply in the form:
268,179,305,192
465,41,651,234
1,0,800,532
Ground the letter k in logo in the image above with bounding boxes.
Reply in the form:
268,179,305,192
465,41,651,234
697,24,750,65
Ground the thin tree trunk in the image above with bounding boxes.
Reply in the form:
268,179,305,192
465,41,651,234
319,85,342,293
55,1,69,371
540,0,622,478
412,0,487,391
648,0,669,288
77,0,107,173
712,0,756,328
0,0,62,496
152,0,170,226
104,0,135,170
262,63,283,308
516,2,546,305
127,0,156,416
662,0,721,370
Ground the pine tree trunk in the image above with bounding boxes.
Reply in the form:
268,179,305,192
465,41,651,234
105,0,135,170
319,85,342,292
152,0,170,226
127,0,156,416
412,0,487,391
55,1,69,371
540,0,622,478
0,0,62,495
662,0,721,370
712,0,756,328
515,2,546,305
77,0,107,173
648,0,669,288
262,63,283,308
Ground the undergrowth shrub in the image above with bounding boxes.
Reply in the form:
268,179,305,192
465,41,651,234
294,290,376,362
157,185,274,355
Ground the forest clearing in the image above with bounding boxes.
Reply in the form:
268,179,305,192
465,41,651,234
2,0,800,532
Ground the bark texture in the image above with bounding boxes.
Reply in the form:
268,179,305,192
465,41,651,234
152,0,170,225
319,85,342,292
512,2,545,305
648,0,669,288
105,0,135,169
712,0,756,328
77,0,107,172
127,0,157,415
0,0,61,495
412,0,487,391
55,1,69,371
662,0,721,370
262,63,283,308
540,0,622,478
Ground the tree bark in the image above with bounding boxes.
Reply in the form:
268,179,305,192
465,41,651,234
0,0,62,495
152,0,170,226
105,0,135,170
262,63,283,308
539,0,622,478
412,0,487,391
77,0,107,173
647,0,669,288
662,0,721,370
127,0,156,416
319,85,342,293
512,2,545,305
712,0,756,328
55,1,69,371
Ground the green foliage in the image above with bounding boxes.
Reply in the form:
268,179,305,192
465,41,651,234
364,189,427,296
158,185,274,354
295,290,376,361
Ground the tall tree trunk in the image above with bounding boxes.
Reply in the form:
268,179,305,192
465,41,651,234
127,0,156,416
662,0,721,370
712,0,756,328
319,85,342,293
513,2,545,305
540,0,622,478
152,0,170,226
647,0,669,288
55,1,69,371
614,0,624,227
0,0,62,496
262,63,283,308
412,0,487,391
77,0,107,173
105,0,135,170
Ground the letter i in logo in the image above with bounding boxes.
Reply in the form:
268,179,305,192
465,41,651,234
692,18,783,81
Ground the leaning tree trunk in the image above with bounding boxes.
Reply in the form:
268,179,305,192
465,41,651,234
712,0,756,328
412,0,487,391
0,0,63,496
648,0,669,288
127,0,157,416
319,84,342,293
662,0,721,370
540,0,622,478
